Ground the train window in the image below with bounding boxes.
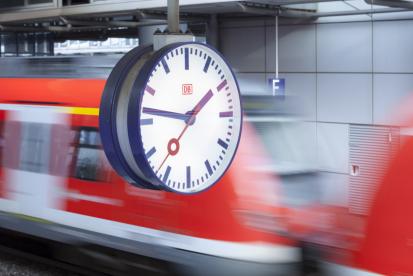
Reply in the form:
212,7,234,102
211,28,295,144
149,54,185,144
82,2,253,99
75,147,101,181
19,122,51,174
73,127,110,182
79,128,101,146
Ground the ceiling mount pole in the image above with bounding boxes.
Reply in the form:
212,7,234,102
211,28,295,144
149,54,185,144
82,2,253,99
275,11,279,80
154,0,192,50
167,0,180,33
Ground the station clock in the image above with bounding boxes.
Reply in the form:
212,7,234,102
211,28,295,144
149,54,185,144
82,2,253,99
100,42,242,194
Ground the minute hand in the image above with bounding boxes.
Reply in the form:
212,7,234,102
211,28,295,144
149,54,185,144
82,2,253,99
142,107,191,121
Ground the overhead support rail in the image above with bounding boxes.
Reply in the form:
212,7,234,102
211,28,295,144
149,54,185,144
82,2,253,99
0,0,412,40
0,15,205,34
365,0,413,9
235,1,411,19
1,0,412,24
0,0,188,23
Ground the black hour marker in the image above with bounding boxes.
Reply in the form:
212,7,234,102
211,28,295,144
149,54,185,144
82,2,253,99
205,159,213,176
184,48,189,70
186,166,191,188
219,111,233,118
218,138,229,150
163,166,171,183
204,56,211,73
141,118,153,125
146,147,156,159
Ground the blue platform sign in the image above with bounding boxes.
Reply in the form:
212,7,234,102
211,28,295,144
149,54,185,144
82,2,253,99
268,78,285,97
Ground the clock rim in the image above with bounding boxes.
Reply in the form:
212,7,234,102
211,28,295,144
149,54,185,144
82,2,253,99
99,44,158,189
127,41,243,194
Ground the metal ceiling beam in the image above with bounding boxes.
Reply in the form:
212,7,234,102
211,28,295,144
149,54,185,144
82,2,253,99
236,2,410,18
0,0,227,23
61,17,168,28
0,24,124,33
136,11,167,20
0,2,155,23
365,0,413,9
236,2,279,16
0,21,171,33
253,0,342,4
282,7,410,18
53,28,139,41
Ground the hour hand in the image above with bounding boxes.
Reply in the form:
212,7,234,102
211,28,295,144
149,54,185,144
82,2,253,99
190,89,213,116
142,107,190,121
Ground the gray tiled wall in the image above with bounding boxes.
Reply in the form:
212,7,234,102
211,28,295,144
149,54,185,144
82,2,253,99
219,19,413,207
373,20,413,73
317,22,372,73
221,20,413,125
373,74,413,125
220,27,265,72
317,123,349,174
317,73,373,124
266,24,316,73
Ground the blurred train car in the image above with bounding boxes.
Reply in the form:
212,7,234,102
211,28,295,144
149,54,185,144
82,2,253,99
298,96,413,275
0,56,303,275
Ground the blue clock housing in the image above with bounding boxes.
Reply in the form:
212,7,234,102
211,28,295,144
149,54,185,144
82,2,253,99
100,42,243,193
99,44,157,189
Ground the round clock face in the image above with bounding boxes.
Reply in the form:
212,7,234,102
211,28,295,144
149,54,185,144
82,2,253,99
131,42,242,194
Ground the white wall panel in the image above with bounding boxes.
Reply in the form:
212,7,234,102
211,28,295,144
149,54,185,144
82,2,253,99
373,74,413,125
235,73,266,95
318,172,349,207
266,73,317,120
256,121,317,173
266,24,316,73
317,22,372,72
374,20,413,73
317,73,373,124
317,123,349,174
220,27,265,72
220,19,265,29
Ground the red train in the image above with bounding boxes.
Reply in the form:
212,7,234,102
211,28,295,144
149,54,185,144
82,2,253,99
0,56,301,275
315,97,413,276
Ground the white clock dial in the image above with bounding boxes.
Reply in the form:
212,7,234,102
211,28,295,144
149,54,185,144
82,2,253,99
139,43,242,193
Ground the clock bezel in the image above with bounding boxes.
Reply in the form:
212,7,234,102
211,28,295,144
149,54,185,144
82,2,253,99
127,42,243,194
99,44,158,189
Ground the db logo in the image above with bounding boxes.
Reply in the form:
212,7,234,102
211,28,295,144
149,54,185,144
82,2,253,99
182,84,193,95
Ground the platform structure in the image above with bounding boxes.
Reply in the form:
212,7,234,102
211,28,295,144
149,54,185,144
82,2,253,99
0,0,406,57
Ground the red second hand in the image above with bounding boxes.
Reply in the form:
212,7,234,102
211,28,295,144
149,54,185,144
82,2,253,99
156,89,213,174
157,122,191,173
